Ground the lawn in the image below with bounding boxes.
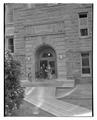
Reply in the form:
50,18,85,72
12,100,55,117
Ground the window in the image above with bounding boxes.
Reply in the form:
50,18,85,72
42,52,53,58
79,12,87,18
81,52,90,74
6,5,13,23
78,12,89,37
8,37,14,53
80,28,88,36
78,12,88,26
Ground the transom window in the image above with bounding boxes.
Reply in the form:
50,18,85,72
81,52,90,74
42,52,53,58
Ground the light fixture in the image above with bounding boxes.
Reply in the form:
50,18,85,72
27,57,31,61
48,53,50,56
59,54,63,59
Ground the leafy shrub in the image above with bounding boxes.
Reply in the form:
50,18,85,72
4,51,24,116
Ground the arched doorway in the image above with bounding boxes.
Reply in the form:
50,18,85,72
35,45,57,79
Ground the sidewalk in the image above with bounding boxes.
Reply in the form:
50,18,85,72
58,83,93,110
24,94,91,116
12,83,92,116
23,84,92,116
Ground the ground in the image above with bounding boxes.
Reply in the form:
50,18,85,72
12,83,93,116
12,100,55,117
59,83,93,110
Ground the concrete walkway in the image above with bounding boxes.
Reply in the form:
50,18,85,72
24,87,92,116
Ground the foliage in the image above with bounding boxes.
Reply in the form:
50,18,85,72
4,51,24,116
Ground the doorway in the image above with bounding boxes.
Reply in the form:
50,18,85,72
35,45,57,79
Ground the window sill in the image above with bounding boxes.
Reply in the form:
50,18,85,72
81,74,91,77
9,52,14,55
79,35,90,39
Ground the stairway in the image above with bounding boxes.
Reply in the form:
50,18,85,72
24,87,91,116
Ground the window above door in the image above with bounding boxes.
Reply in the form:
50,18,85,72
40,49,56,60
42,52,53,58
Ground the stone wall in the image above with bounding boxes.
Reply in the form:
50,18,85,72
13,4,92,83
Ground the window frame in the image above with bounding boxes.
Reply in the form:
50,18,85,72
7,36,14,53
78,12,89,38
80,28,88,36
79,12,88,18
80,52,91,77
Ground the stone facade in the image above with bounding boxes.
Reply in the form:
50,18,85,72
5,4,93,84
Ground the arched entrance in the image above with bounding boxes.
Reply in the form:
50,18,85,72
35,45,57,79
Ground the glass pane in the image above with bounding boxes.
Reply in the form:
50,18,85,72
49,61,55,68
49,61,55,75
82,68,90,74
40,60,48,79
81,53,89,57
80,28,88,36
40,60,47,70
82,57,89,66
52,69,55,74
8,37,14,53
79,13,87,18
8,38,13,45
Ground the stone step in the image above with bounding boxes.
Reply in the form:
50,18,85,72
21,79,75,87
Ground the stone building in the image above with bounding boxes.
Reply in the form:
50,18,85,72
5,3,93,86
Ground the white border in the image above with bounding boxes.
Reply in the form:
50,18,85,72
0,0,96,120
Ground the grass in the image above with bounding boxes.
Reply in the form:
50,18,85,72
12,100,55,117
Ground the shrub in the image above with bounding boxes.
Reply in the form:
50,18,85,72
4,51,24,116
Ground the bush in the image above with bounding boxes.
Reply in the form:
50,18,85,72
4,51,24,116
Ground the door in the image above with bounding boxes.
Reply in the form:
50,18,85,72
49,61,55,75
40,60,48,79
35,45,57,79
39,60,56,79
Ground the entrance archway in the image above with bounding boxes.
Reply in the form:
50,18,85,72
35,45,57,79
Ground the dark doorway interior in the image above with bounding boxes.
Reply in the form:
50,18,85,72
35,45,57,79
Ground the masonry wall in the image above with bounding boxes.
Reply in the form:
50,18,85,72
13,4,92,83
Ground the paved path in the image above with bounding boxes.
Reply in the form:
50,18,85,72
24,87,91,116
